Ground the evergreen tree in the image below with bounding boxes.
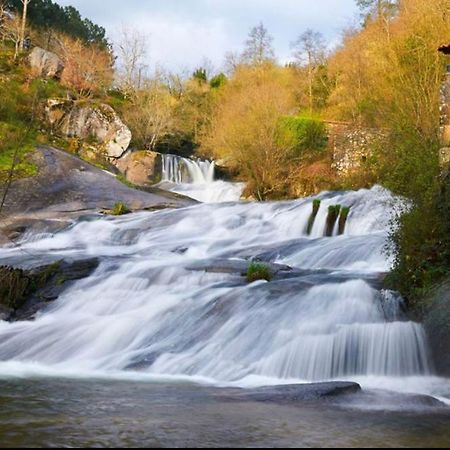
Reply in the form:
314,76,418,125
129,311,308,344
5,0,108,47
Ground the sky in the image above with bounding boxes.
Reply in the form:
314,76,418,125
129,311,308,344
55,0,360,73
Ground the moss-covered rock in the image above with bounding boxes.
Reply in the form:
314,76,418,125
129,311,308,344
0,259,99,321
325,205,341,237
306,199,321,235
338,206,351,235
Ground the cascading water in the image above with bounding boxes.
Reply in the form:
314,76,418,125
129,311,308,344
0,185,448,402
159,154,244,203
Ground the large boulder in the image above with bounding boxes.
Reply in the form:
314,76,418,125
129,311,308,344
46,100,132,159
28,47,64,79
114,150,162,185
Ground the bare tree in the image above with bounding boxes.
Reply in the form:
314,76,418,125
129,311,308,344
116,26,149,95
123,77,175,150
1,13,22,59
0,1,8,33
223,51,241,75
291,29,327,113
242,22,276,66
57,34,114,98
356,0,399,21
19,0,31,52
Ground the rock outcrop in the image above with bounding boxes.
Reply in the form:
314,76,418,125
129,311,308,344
220,382,361,404
28,47,64,79
46,100,132,159
0,146,195,244
114,150,162,185
0,259,99,322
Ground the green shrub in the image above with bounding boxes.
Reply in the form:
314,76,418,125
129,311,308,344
246,262,273,282
372,129,440,204
278,115,328,158
210,73,228,89
0,122,38,183
386,181,450,309
110,202,131,216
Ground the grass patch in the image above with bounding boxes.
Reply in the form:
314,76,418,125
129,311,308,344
116,173,136,188
0,122,38,183
110,201,131,216
246,262,273,283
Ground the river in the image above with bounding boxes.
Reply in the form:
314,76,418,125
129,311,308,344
0,154,449,447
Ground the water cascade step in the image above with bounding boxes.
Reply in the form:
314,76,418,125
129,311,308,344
0,186,439,397
159,154,244,203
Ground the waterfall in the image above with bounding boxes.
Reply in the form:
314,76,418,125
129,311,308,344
161,154,215,184
159,154,244,203
0,186,443,399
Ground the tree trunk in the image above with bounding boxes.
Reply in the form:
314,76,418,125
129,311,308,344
19,0,29,53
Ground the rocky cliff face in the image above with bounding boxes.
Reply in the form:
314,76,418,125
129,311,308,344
28,47,65,79
46,100,132,159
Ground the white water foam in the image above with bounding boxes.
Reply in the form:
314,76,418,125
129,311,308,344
0,186,448,405
159,154,244,203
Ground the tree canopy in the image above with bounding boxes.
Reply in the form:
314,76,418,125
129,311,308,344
6,0,109,47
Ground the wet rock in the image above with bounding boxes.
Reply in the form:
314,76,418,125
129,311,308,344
28,47,64,79
220,382,361,404
336,389,448,411
187,258,294,279
1,258,100,322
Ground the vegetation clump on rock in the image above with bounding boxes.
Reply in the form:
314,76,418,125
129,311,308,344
246,262,273,283
110,201,131,216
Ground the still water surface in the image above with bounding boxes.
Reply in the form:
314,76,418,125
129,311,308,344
0,378,449,448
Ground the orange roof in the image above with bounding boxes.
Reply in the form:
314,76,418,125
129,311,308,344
438,44,450,55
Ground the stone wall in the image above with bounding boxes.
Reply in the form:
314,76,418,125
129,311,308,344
439,72,450,169
327,122,386,176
